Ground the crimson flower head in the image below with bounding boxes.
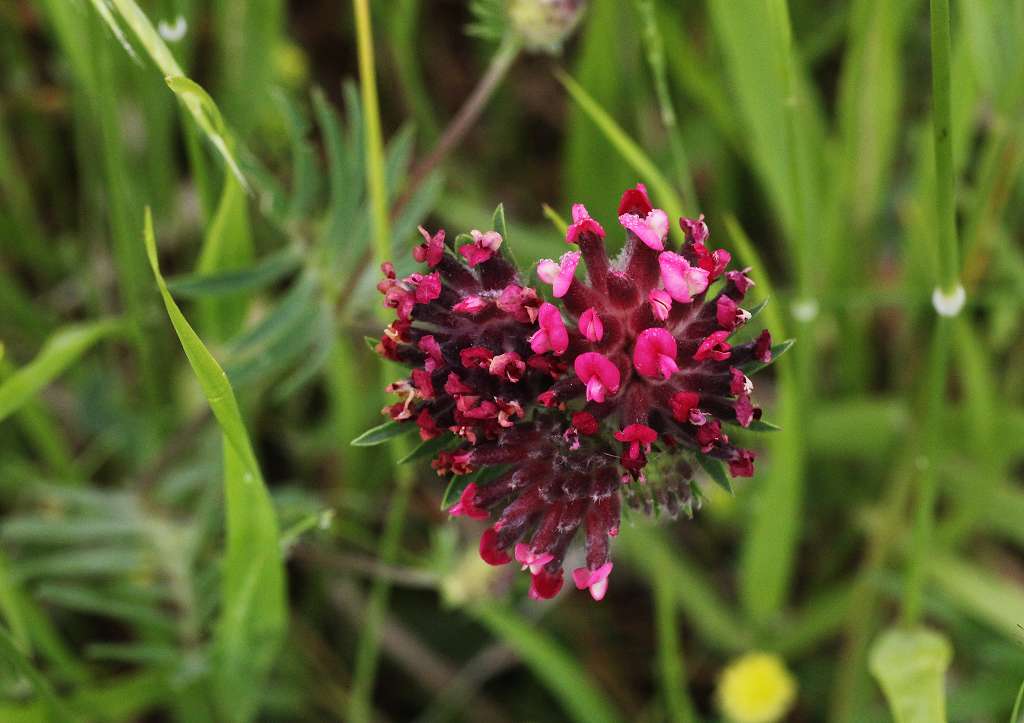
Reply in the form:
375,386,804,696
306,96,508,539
371,186,783,602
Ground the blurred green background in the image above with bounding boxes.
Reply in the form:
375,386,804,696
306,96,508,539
2,0,1024,721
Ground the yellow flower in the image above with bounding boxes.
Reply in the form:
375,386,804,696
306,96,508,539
717,652,797,723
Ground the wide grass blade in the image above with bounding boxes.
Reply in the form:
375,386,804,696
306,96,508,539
0,319,124,424
143,209,285,722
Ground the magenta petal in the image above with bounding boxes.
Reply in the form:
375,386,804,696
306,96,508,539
532,302,569,356
633,327,678,379
648,288,672,320
566,203,606,244
659,251,709,303
572,562,613,601
553,251,580,298
619,209,669,251
575,352,621,403
578,307,604,343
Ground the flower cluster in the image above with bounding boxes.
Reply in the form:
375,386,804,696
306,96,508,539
374,185,775,601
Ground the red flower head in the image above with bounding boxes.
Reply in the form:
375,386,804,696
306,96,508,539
372,186,782,601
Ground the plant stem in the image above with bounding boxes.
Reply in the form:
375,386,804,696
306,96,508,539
335,32,521,313
348,4,417,720
353,0,391,270
902,316,952,626
930,0,959,293
634,0,698,214
394,33,521,217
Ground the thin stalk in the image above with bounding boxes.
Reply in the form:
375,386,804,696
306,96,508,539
395,33,521,217
634,0,698,213
348,3,416,721
902,0,959,626
336,33,522,312
353,0,391,268
653,575,698,723
902,317,951,625
930,0,959,293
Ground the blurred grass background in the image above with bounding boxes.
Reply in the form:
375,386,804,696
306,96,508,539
1,0,1024,720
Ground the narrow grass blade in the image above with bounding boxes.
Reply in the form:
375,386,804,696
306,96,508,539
468,603,622,723
0,319,124,424
90,0,248,188
557,69,684,244
143,209,285,722
167,248,302,298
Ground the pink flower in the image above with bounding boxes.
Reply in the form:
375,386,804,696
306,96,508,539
614,424,658,462
729,449,756,477
537,252,580,298
694,331,732,361
679,214,709,244
479,527,512,565
649,288,672,321
453,295,488,314
659,251,709,303
459,229,503,267
460,346,494,369
515,544,555,574
730,367,753,396
571,411,599,435
449,482,488,520
489,352,526,382
754,329,773,363
578,307,604,342
418,335,443,372
727,269,755,295
619,208,670,251
633,327,679,379
530,302,569,355
716,295,750,330
528,568,564,600
414,272,442,304
670,390,700,422
735,394,755,427
574,352,621,403
572,562,613,601
618,183,653,215
566,203,605,244
414,226,445,267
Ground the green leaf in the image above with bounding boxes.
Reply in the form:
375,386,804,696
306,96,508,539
0,319,124,424
929,553,1024,642
194,157,255,340
468,603,622,723
741,339,796,375
86,0,247,189
440,473,474,511
398,435,453,465
144,209,284,723
746,297,770,322
696,454,733,494
0,626,74,722
166,248,303,299
491,202,520,270
365,336,380,352
869,626,952,723
351,420,412,447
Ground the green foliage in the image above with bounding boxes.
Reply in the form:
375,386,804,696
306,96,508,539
869,627,952,723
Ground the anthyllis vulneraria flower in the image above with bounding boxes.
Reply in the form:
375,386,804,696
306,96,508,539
372,184,782,601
